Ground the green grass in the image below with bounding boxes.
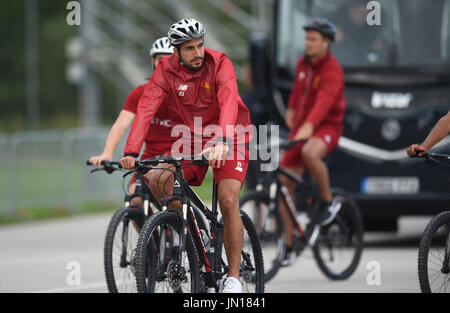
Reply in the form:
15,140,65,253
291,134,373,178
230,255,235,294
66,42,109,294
0,200,118,226
0,164,247,226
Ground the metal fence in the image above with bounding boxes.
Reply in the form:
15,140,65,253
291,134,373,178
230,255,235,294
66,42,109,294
0,127,129,218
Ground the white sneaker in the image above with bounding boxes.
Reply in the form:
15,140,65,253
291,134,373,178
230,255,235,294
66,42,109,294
221,277,243,293
280,250,296,267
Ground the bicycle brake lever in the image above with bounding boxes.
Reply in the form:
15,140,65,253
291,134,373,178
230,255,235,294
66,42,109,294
426,157,440,166
90,168,102,174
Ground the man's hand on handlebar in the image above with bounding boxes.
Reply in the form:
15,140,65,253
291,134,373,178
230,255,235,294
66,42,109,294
120,156,137,170
201,142,229,169
293,122,314,141
89,153,113,167
407,144,428,157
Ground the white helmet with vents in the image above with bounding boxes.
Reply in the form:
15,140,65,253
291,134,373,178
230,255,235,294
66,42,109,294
168,19,207,46
150,36,173,58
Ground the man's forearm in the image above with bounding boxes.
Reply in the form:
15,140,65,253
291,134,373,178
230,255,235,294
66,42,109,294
422,114,450,149
102,124,127,157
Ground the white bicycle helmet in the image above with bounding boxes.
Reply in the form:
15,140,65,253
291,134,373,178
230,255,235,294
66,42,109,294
149,36,174,58
168,19,207,46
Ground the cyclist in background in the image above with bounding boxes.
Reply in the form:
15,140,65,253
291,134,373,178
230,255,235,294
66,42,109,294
89,36,207,207
279,18,346,265
407,111,450,156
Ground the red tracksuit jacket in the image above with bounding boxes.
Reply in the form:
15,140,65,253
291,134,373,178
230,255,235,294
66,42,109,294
288,51,346,138
124,48,252,157
122,84,174,158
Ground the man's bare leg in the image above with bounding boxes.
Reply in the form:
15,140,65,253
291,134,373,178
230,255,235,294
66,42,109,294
217,178,244,279
301,137,332,202
278,167,305,248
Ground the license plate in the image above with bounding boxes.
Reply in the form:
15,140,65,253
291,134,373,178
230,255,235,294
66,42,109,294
361,177,420,194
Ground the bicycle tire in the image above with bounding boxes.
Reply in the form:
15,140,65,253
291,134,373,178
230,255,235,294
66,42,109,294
216,210,265,293
312,189,364,280
418,211,450,293
103,206,143,293
240,190,284,283
135,211,200,293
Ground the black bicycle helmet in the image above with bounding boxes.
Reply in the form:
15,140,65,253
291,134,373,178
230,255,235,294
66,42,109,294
303,17,337,42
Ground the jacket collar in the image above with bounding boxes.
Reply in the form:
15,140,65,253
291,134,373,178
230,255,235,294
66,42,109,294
303,50,331,69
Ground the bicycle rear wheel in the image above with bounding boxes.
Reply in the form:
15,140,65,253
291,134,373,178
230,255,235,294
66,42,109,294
104,206,143,293
240,191,284,283
135,211,200,293
216,210,265,293
418,211,450,293
312,190,364,280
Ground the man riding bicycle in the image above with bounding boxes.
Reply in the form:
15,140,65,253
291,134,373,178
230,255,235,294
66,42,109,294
407,111,450,156
279,18,346,265
120,19,252,293
89,36,207,207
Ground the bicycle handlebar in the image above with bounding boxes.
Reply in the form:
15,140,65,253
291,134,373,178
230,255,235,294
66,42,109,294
410,151,450,165
278,139,309,150
86,160,122,174
139,154,209,167
86,154,212,176
86,160,121,166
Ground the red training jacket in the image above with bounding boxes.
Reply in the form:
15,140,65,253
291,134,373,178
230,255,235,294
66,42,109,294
123,84,173,144
124,48,252,157
288,50,346,138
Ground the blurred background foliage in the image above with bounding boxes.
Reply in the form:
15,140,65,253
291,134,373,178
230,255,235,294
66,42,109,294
0,0,266,132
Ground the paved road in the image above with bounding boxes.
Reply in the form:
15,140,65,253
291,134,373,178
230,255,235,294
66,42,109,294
0,212,432,293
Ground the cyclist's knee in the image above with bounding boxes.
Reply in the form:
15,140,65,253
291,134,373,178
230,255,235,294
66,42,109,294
128,183,136,195
301,146,317,163
301,139,327,163
130,197,143,207
219,195,239,219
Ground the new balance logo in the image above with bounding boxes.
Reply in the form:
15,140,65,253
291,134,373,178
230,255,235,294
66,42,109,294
177,85,188,97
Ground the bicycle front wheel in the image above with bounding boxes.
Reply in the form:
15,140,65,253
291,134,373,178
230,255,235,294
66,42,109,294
240,190,284,283
135,211,200,293
216,210,265,293
418,211,450,293
104,206,143,293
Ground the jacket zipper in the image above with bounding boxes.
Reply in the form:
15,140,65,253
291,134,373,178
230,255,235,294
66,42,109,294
297,65,313,125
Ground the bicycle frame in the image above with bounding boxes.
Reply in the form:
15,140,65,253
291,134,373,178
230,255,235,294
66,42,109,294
156,161,224,290
261,167,313,239
124,170,162,217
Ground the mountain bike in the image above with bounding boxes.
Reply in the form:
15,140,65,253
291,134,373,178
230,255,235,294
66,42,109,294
132,154,265,293
413,152,450,293
86,159,208,293
240,139,364,282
